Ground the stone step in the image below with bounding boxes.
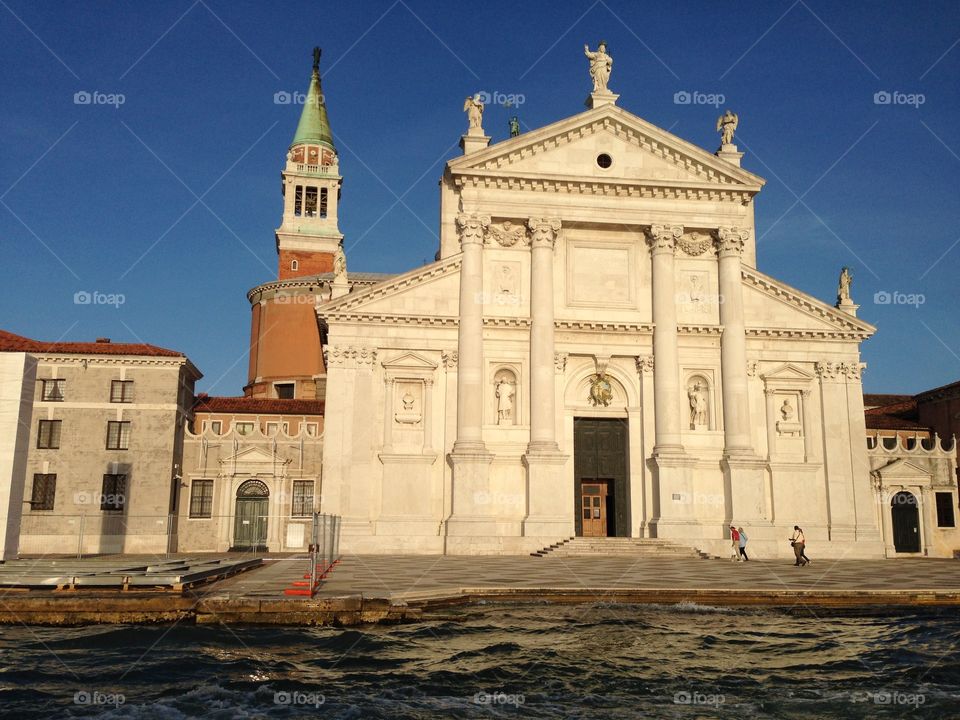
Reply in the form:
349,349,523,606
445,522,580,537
532,537,711,559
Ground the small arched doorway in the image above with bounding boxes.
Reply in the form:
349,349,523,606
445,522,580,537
233,479,269,551
891,491,921,553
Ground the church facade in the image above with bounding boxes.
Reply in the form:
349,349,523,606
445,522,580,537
313,47,895,559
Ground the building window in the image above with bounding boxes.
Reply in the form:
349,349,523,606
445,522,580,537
110,380,134,403
292,480,314,517
305,422,318,437
936,492,956,528
30,474,56,511
41,379,65,402
290,259,299,271
37,420,62,449
275,382,295,399
101,474,126,511
265,421,289,436
189,479,214,518
304,186,318,216
596,153,613,169
319,187,328,218
106,421,131,450
235,422,254,436
294,185,303,216
202,420,222,435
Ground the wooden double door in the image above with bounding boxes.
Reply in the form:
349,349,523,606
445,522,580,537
574,418,630,537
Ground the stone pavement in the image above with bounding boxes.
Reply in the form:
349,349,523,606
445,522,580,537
212,554,960,600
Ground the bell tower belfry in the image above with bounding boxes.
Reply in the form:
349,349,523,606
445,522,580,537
276,47,343,280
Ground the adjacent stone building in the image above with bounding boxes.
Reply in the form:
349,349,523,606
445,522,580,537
178,395,324,552
0,330,200,555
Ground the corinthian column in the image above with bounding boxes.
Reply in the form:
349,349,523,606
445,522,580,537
522,217,569,539
527,217,561,453
452,213,489,455
715,227,754,456
646,224,684,454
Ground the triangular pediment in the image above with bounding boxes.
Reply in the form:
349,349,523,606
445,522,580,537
220,446,288,466
382,351,437,370
874,459,932,481
762,363,814,381
317,254,461,320
743,267,876,339
448,104,764,191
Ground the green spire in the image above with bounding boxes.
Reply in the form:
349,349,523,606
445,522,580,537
290,47,334,150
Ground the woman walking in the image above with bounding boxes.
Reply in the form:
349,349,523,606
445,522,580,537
729,526,742,561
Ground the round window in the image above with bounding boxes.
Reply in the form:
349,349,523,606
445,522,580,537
596,153,613,169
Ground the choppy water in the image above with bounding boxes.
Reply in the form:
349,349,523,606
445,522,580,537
0,603,957,719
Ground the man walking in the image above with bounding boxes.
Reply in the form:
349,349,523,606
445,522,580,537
790,526,807,566
737,526,749,561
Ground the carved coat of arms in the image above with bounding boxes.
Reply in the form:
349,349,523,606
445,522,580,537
589,373,613,407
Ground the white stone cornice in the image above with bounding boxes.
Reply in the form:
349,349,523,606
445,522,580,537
452,172,755,204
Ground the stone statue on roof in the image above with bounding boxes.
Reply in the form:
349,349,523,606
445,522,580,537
584,41,613,93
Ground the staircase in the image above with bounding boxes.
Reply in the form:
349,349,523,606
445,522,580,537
532,537,711,559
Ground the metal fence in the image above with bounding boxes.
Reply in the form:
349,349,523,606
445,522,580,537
17,512,342,560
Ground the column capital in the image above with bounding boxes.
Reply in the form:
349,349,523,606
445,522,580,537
554,352,568,374
441,350,459,369
635,355,654,375
714,226,750,257
456,213,490,247
527,217,562,249
645,224,683,254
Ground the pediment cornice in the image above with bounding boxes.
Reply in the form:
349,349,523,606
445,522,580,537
743,267,876,339
447,105,765,196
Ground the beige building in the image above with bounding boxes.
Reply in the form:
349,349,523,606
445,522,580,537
177,396,324,552
0,330,200,555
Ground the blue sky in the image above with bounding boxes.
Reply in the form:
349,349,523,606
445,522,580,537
2,0,958,395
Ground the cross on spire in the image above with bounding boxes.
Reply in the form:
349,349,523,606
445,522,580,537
312,46,321,72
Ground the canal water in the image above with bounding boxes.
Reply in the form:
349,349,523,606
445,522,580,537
0,603,957,718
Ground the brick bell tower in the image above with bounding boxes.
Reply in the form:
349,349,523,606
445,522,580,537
244,48,341,400
276,46,343,280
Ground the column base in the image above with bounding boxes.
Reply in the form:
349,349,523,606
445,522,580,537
522,450,570,537
446,449,495,537
722,453,769,525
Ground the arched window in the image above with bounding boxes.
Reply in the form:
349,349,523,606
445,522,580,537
236,479,269,498
291,259,299,271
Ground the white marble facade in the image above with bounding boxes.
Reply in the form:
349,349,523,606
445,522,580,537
317,80,888,558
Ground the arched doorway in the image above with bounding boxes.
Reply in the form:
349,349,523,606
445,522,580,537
891,491,921,553
233,479,269,551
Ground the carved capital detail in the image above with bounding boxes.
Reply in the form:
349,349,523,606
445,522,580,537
677,231,714,256
554,352,568,374
636,356,655,374
527,217,562,249
487,220,527,248
456,213,490,247
441,350,459,369
714,226,750,257
325,345,378,368
645,224,683,253
746,360,758,377
815,361,863,381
